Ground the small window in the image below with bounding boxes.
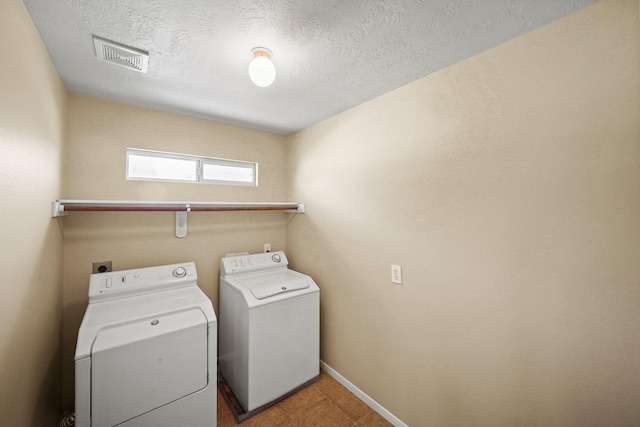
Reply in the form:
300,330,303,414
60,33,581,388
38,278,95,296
201,161,255,184
126,148,257,186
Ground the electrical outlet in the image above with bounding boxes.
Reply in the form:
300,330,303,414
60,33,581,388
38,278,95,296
92,261,112,274
264,243,271,253
391,265,402,284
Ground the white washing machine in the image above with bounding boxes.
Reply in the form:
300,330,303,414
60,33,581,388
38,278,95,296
75,262,217,427
219,251,319,414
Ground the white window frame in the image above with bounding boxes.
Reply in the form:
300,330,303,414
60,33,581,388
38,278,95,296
126,148,258,186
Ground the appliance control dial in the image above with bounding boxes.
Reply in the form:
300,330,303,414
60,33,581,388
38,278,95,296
272,254,282,263
173,266,187,278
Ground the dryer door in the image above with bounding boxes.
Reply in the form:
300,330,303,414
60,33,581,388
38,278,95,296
91,308,208,426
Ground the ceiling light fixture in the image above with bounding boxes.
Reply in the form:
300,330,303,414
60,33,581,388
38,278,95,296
248,47,276,87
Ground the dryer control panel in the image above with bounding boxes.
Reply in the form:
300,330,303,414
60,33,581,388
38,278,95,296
88,262,197,302
220,251,289,278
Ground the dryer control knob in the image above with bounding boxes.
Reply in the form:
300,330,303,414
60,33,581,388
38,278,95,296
272,254,281,263
173,266,187,278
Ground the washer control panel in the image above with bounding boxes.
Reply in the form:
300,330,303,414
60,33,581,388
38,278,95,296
220,251,288,277
89,262,197,302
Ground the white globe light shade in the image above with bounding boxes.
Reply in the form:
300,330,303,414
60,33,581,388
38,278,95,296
248,52,276,87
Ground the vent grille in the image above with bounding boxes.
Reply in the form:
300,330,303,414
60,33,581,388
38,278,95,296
93,36,149,73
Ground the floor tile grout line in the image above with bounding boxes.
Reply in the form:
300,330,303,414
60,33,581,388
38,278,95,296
327,396,373,424
323,394,363,425
315,375,374,424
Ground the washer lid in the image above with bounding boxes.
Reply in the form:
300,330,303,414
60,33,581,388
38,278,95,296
235,270,310,300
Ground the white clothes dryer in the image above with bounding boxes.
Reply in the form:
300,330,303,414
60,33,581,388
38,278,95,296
219,251,319,415
75,262,217,427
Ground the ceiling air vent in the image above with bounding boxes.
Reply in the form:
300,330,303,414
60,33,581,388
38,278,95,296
93,36,149,73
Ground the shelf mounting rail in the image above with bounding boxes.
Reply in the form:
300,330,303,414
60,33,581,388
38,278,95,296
52,199,305,238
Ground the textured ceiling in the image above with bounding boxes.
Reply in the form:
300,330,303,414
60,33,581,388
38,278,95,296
23,0,597,136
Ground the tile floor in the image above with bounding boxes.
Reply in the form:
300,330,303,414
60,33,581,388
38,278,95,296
217,370,393,427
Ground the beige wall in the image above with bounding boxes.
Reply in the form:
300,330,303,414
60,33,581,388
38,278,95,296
61,95,289,407
0,0,67,425
3,0,637,423
286,1,640,426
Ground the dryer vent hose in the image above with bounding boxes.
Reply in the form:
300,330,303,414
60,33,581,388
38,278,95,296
58,410,74,427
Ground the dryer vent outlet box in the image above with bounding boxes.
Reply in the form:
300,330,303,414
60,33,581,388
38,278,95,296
93,36,149,73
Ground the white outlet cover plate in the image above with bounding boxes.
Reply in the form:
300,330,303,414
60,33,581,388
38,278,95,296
391,265,402,284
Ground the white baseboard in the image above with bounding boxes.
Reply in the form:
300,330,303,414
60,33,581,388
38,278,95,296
320,360,408,427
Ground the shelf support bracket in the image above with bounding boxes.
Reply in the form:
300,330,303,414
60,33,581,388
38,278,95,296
175,211,188,238
51,201,68,217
